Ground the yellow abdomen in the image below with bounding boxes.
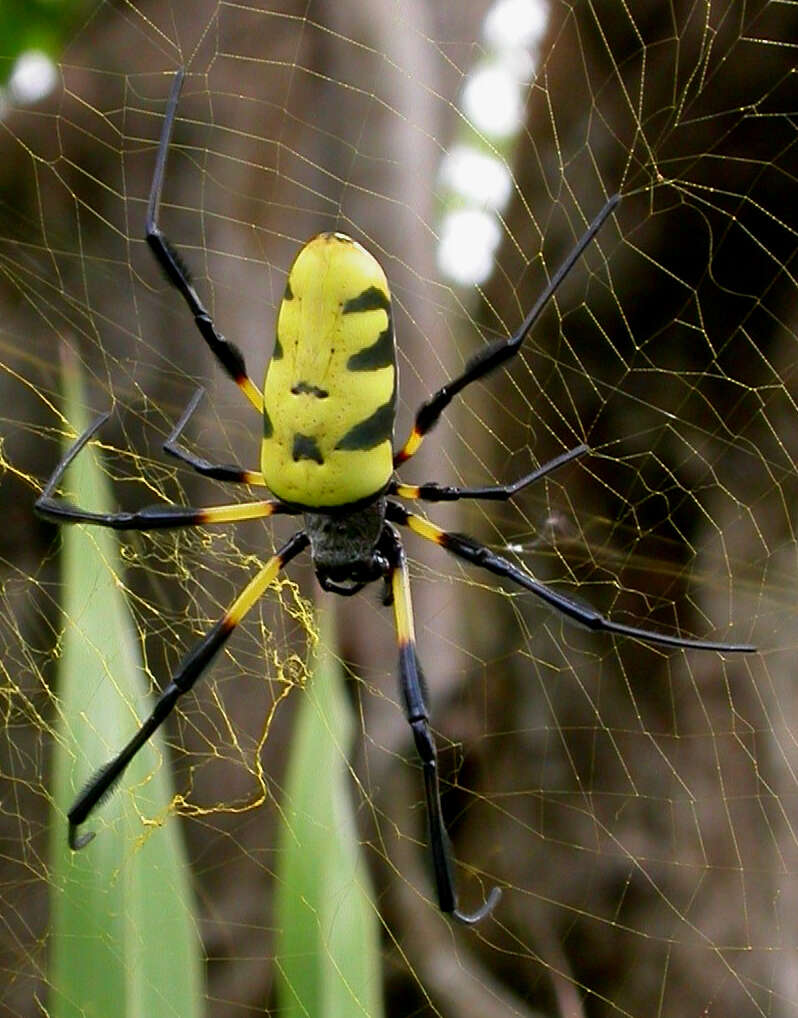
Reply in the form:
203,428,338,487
261,233,396,508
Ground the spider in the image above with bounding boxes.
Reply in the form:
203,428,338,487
36,69,755,925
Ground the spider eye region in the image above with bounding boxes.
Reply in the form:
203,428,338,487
262,233,397,508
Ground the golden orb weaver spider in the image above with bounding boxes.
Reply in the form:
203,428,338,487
36,69,755,925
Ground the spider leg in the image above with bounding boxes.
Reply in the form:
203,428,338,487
35,413,293,530
164,387,268,485
67,529,310,849
146,68,263,413
390,443,587,502
386,502,756,653
383,524,501,924
394,195,620,467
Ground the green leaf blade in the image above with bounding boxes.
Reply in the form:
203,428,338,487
48,365,204,1018
275,606,384,1018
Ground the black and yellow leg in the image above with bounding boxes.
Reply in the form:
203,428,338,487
385,524,501,924
35,413,294,530
386,502,756,653
146,68,263,413
164,387,268,485
391,444,588,503
393,195,620,467
67,529,310,850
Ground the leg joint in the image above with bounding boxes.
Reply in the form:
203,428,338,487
410,718,437,766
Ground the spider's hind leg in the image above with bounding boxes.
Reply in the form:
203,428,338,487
390,443,588,503
145,68,263,413
393,194,620,468
35,411,285,531
164,387,267,485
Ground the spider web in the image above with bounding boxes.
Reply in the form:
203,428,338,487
1,1,796,1015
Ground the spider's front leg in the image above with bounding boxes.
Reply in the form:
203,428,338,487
67,529,310,849
383,524,501,924
387,501,756,654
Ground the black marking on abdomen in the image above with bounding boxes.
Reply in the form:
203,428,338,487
343,286,391,315
283,278,294,301
273,332,284,359
292,381,329,398
335,399,394,451
347,321,394,371
293,434,324,464
263,406,274,439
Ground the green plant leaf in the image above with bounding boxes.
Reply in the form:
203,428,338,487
275,605,384,1018
48,359,204,1018
0,0,94,70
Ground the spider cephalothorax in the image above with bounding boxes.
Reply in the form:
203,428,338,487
304,500,389,595
36,68,754,925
